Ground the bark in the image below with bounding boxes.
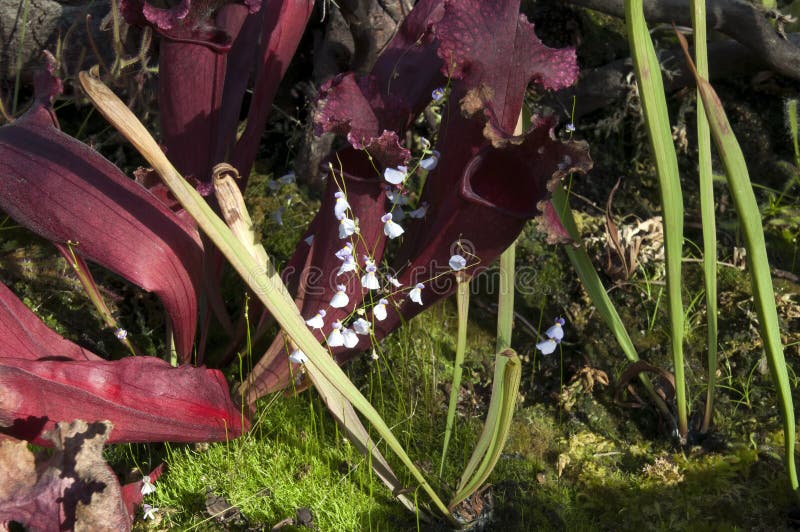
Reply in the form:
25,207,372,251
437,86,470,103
0,0,113,84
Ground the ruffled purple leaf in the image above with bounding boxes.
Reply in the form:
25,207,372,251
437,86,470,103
0,62,203,361
313,0,446,165
0,356,249,446
436,0,578,133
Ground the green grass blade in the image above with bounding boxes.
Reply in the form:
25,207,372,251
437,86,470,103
551,186,674,423
439,277,470,475
786,99,800,169
79,71,454,520
496,243,515,352
691,0,719,434
676,32,799,492
624,0,687,438
450,348,521,509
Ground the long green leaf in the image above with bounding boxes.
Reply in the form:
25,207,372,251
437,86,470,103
450,348,521,510
675,32,799,493
624,0,687,438
691,0,719,434
440,277,470,475
79,71,454,520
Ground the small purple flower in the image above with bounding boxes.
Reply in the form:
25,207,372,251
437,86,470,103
565,123,576,133
330,284,349,308
114,328,128,340
335,242,354,261
289,348,308,364
305,309,327,329
432,87,445,101
407,202,429,219
334,190,350,218
374,298,389,321
449,254,467,271
409,283,424,305
352,318,371,335
545,317,566,341
382,212,405,239
536,338,558,355
361,264,380,290
337,213,357,238
142,504,159,520
384,165,408,185
420,150,440,171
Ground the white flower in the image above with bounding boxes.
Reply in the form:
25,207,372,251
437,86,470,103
272,207,284,226
305,309,326,329
140,475,156,496
382,213,405,239
334,191,350,219
114,328,128,340
387,275,402,288
407,202,429,219
278,171,296,184
536,338,558,355
335,242,354,261
327,321,345,347
341,327,359,348
409,283,424,305
361,264,380,290
142,504,159,520
386,187,409,206
545,317,566,341
330,284,349,308
338,255,357,275
352,318,371,335
304,234,314,246
449,254,467,271
289,348,308,364
373,298,388,321
565,123,576,133
420,150,440,171
384,165,408,185
338,214,357,238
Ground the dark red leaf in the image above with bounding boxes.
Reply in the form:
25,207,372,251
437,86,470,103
0,356,248,445
0,281,102,362
0,63,203,361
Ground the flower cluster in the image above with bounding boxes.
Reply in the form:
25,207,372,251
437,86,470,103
536,317,566,355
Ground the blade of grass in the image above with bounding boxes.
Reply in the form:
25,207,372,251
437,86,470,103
625,0,687,439
439,276,470,475
79,70,454,521
551,185,675,424
676,30,799,493
449,348,521,510
691,0,719,434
